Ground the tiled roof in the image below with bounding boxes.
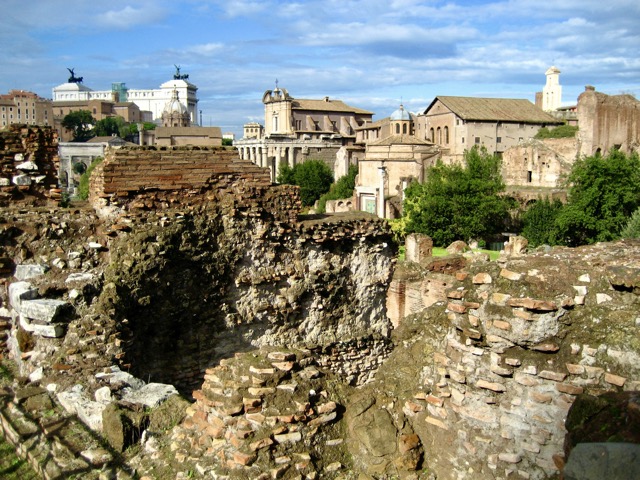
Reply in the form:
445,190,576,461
426,96,562,124
292,98,373,115
369,134,435,146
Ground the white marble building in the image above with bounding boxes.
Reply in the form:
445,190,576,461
52,70,199,125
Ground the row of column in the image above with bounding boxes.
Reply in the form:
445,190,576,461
237,145,298,182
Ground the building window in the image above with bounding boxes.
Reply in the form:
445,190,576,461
395,124,400,134
496,136,502,143
527,171,532,182
437,127,442,144
430,128,435,142
444,126,449,144
331,120,337,132
295,120,301,130
403,123,407,134
475,137,480,144
462,137,465,143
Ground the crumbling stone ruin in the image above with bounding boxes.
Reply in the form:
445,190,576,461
0,124,60,204
0,134,638,479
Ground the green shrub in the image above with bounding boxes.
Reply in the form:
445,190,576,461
76,157,103,200
277,160,334,207
535,124,579,139
621,207,640,239
520,197,564,247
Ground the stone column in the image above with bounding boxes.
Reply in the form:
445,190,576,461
288,146,295,167
378,166,387,218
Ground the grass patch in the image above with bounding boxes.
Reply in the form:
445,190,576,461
399,246,501,262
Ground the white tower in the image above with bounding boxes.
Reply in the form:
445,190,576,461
542,66,562,112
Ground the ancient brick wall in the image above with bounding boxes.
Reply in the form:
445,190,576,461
0,124,59,204
88,145,307,222
90,145,270,201
578,86,640,156
382,241,640,479
501,137,576,189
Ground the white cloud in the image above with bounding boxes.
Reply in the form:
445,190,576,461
97,5,167,29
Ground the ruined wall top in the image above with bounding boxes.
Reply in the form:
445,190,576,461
88,145,302,220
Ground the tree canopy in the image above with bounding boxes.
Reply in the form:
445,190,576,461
61,110,95,142
553,149,640,246
277,159,334,207
403,146,512,246
94,116,126,137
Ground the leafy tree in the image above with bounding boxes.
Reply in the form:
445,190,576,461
621,207,640,239
535,124,579,139
554,149,640,246
61,110,95,141
520,197,564,247
403,146,511,246
277,159,334,207
222,138,233,146
94,116,126,137
316,164,358,213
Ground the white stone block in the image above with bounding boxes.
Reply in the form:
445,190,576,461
8,281,38,310
15,264,48,280
20,298,70,323
12,174,32,186
121,383,178,408
16,161,38,171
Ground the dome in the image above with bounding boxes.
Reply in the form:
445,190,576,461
390,104,412,121
163,89,188,115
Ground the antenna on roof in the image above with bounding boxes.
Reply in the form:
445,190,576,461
275,78,279,89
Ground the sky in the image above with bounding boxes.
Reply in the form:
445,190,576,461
1,0,639,137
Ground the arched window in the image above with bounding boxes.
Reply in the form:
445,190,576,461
437,127,442,144
430,128,435,142
444,126,449,144
402,123,407,134
395,123,400,134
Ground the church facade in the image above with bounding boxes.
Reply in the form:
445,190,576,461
234,85,373,181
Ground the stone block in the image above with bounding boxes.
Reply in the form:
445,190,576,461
491,365,513,376
500,269,522,281
604,372,626,387
14,264,48,281
472,273,492,284
556,383,584,395
19,315,66,337
447,302,467,314
498,452,522,464
19,298,70,323
121,383,179,408
8,281,39,310
274,431,302,444
539,370,567,382
566,363,585,375
426,416,449,430
492,320,511,331
507,297,557,311
476,379,506,392
492,292,511,305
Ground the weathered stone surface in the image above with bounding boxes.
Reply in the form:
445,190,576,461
121,383,179,408
14,264,48,281
19,298,70,323
564,443,640,480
